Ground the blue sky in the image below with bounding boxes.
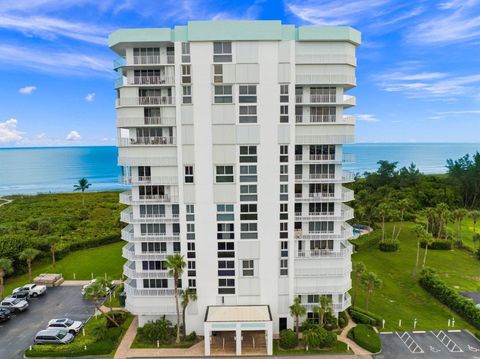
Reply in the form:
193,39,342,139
0,0,479,146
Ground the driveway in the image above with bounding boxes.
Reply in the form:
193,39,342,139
0,285,96,359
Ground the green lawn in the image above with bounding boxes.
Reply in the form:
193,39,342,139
352,222,480,332
3,241,125,299
272,339,350,355
446,217,479,250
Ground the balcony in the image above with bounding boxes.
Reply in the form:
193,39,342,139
295,74,356,87
295,264,352,277
295,134,355,145
294,171,355,183
119,136,176,147
120,208,180,224
295,243,353,259
118,156,178,167
116,116,176,127
295,115,336,124
294,282,351,294
294,204,354,222
116,96,175,107
113,57,126,70
343,153,355,163
122,243,176,261
295,94,356,106
119,191,132,205
119,175,178,185
124,280,176,297
131,76,175,86
294,188,354,203
123,262,170,279
295,54,356,66
295,153,338,163
114,77,125,89
294,228,351,241
121,227,180,242
132,55,175,65
300,294,351,312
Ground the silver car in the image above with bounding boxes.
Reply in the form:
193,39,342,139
34,329,74,345
48,318,84,334
0,297,29,313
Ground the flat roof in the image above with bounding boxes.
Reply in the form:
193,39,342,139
205,305,272,323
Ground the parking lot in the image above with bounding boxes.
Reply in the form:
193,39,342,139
377,330,480,359
0,285,96,359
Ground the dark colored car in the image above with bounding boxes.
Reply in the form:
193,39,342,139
0,308,12,322
10,290,30,302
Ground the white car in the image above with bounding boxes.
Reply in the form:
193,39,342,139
0,297,29,313
48,318,84,334
13,283,47,297
81,279,112,296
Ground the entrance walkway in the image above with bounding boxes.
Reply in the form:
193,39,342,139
337,312,373,357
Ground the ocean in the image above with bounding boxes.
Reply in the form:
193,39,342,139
0,143,479,196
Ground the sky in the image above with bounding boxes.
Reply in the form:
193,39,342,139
0,0,479,147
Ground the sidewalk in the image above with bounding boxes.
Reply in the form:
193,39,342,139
61,279,123,286
336,312,372,358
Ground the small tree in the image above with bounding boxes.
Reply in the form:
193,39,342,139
96,277,115,312
74,178,91,206
361,272,383,311
165,254,186,344
180,287,197,337
375,203,391,242
19,248,40,282
44,237,57,268
90,318,108,340
352,262,366,307
314,295,333,328
0,258,13,299
289,296,306,339
470,211,480,234
84,281,119,327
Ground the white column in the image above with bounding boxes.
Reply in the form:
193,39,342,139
267,323,273,355
235,328,242,356
204,327,211,356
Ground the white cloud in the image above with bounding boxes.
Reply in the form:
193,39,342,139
85,93,95,102
356,114,379,122
0,118,24,143
66,130,81,141
18,85,37,94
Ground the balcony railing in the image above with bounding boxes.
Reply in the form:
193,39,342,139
121,229,180,242
294,206,354,222
119,175,178,185
295,115,337,124
295,154,338,162
294,171,355,183
116,116,176,127
119,191,132,205
124,282,176,297
343,95,356,106
116,96,175,107
132,76,175,85
295,134,355,145
119,137,176,146
113,57,126,69
123,263,170,279
295,54,356,66
295,244,353,259
294,188,354,202
120,208,180,224
144,116,176,125
294,282,351,294
122,245,177,261
296,74,356,86
343,153,355,163
133,55,175,65
295,265,352,277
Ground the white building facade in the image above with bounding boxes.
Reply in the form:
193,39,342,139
110,20,360,351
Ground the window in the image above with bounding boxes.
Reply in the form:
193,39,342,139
213,41,232,62
216,165,234,183
310,107,336,123
188,279,197,288
280,259,288,276
140,223,166,235
143,279,168,288
217,204,234,221
309,202,334,215
141,242,167,253
280,184,288,201
214,85,233,103
133,48,160,64
240,222,258,239
138,166,151,180
187,223,195,240
217,223,235,240
310,87,336,103
239,105,257,123
240,165,257,182
182,65,191,84
310,145,336,160
280,84,289,102
139,185,165,199
218,278,235,294
242,260,254,276
280,203,288,220
183,166,193,183
188,261,196,277
240,204,257,220
239,146,257,163
239,85,257,103
142,261,166,270
240,184,257,202
182,86,192,104
280,164,288,182
173,241,181,252
280,105,289,123
280,145,289,162
186,204,195,221
213,64,223,83
309,221,334,233
181,42,190,63
140,204,165,218
218,260,235,276
310,240,334,250
280,241,288,257
217,242,235,258
172,223,180,235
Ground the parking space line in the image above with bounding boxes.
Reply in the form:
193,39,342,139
431,330,463,353
396,331,424,353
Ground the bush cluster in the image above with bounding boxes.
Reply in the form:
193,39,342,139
302,326,336,350
347,324,381,353
419,268,480,329
420,239,452,250
349,307,382,327
279,329,297,349
338,311,348,328
378,239,400,252
137,316,175,344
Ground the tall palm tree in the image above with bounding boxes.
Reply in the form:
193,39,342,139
84,281,119,327
180,287,197,337
44,237,57,268
165,254,186,344
375,203,391,242
314,295,332,328
394,199,410,240
289,296,306,339
352,262,366,307
413,225,426,277
436,203,449,238
0,258,13,299
470,211,480,234
74,178,91,206
361,272,383,311
457,208,468,242
19,248,40,282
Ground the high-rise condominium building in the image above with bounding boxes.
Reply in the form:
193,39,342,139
110,20,360,356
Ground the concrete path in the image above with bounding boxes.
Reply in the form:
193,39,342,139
337,312,373,358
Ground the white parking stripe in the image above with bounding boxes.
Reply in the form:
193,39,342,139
431,330,463,353
396,331,424,354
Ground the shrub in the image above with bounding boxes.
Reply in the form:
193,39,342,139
419,268,480,329
338,311,348,328
475,249,480,260
137,317,173,344
106,311,127,328
349,308,382,326
279,329,297,349
300,319,318,332
37,220,53,235
420,239,452,250
185,331,197,341
90,318,108,340
323,312,338,330
302,327,336,350
453,240,463,249
348,324,381,353
379,239,399,252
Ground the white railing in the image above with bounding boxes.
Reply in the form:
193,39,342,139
294,282,351,294
294,154,339,162
118,156,177,167
124,283,176,297
296,245,353,259
342,188,355,202
309,94,337,103
295,134,355,145
114,77,125,88
119,137,176,146
122,230,180,242
116,96,175,107
296,74,356,86
123,264,170,279
120,208,180,223
119,175,178,185
122,246,176,261
119,191,132,204
132,55,175,65
295,54,356,66
132,76,175,85
343,95,356,106
125,303,178,315
144,116,176,125
333,294,352,312
295,115,337,124
294,206,354,221
295,231,348,241
342,153,355,163
116,117,176,127
295,265,352,277
342,115,356,125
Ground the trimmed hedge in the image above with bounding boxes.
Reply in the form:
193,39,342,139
279,329,298,349
379,239,399,252
349,307,382,327
347,324,381,353
302,327,336,349
338,311,348,328
419,268,480,329
420,239,452,250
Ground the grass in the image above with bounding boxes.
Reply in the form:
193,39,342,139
352,222,480,331
103,284,124,308
272,339,350,355
446,217,480,250
25,312,133,357
3,241,125,299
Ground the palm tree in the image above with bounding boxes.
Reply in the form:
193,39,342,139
394,199,410,240
83,281,119,327
436,203,450,238
314,295,332,327
352,262,366,307
473,233,480,251
19,248,40,282
73,178,91,206
180,287,197,337
289,296,306,339
0,258,13,299
457,208,468,242
44,237,57,268
375,203,391,242
165,254,186,344
361,272,383,311
96,277,115,312
470,211,480,234
413,225,426,277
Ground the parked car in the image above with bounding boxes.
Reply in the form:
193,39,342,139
81,279,113,296
0,310,11,323
34,329,74,345
0,297,29,313
0,308,13,317
13,283,47,297
10,289,30,302
47,318,84,335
